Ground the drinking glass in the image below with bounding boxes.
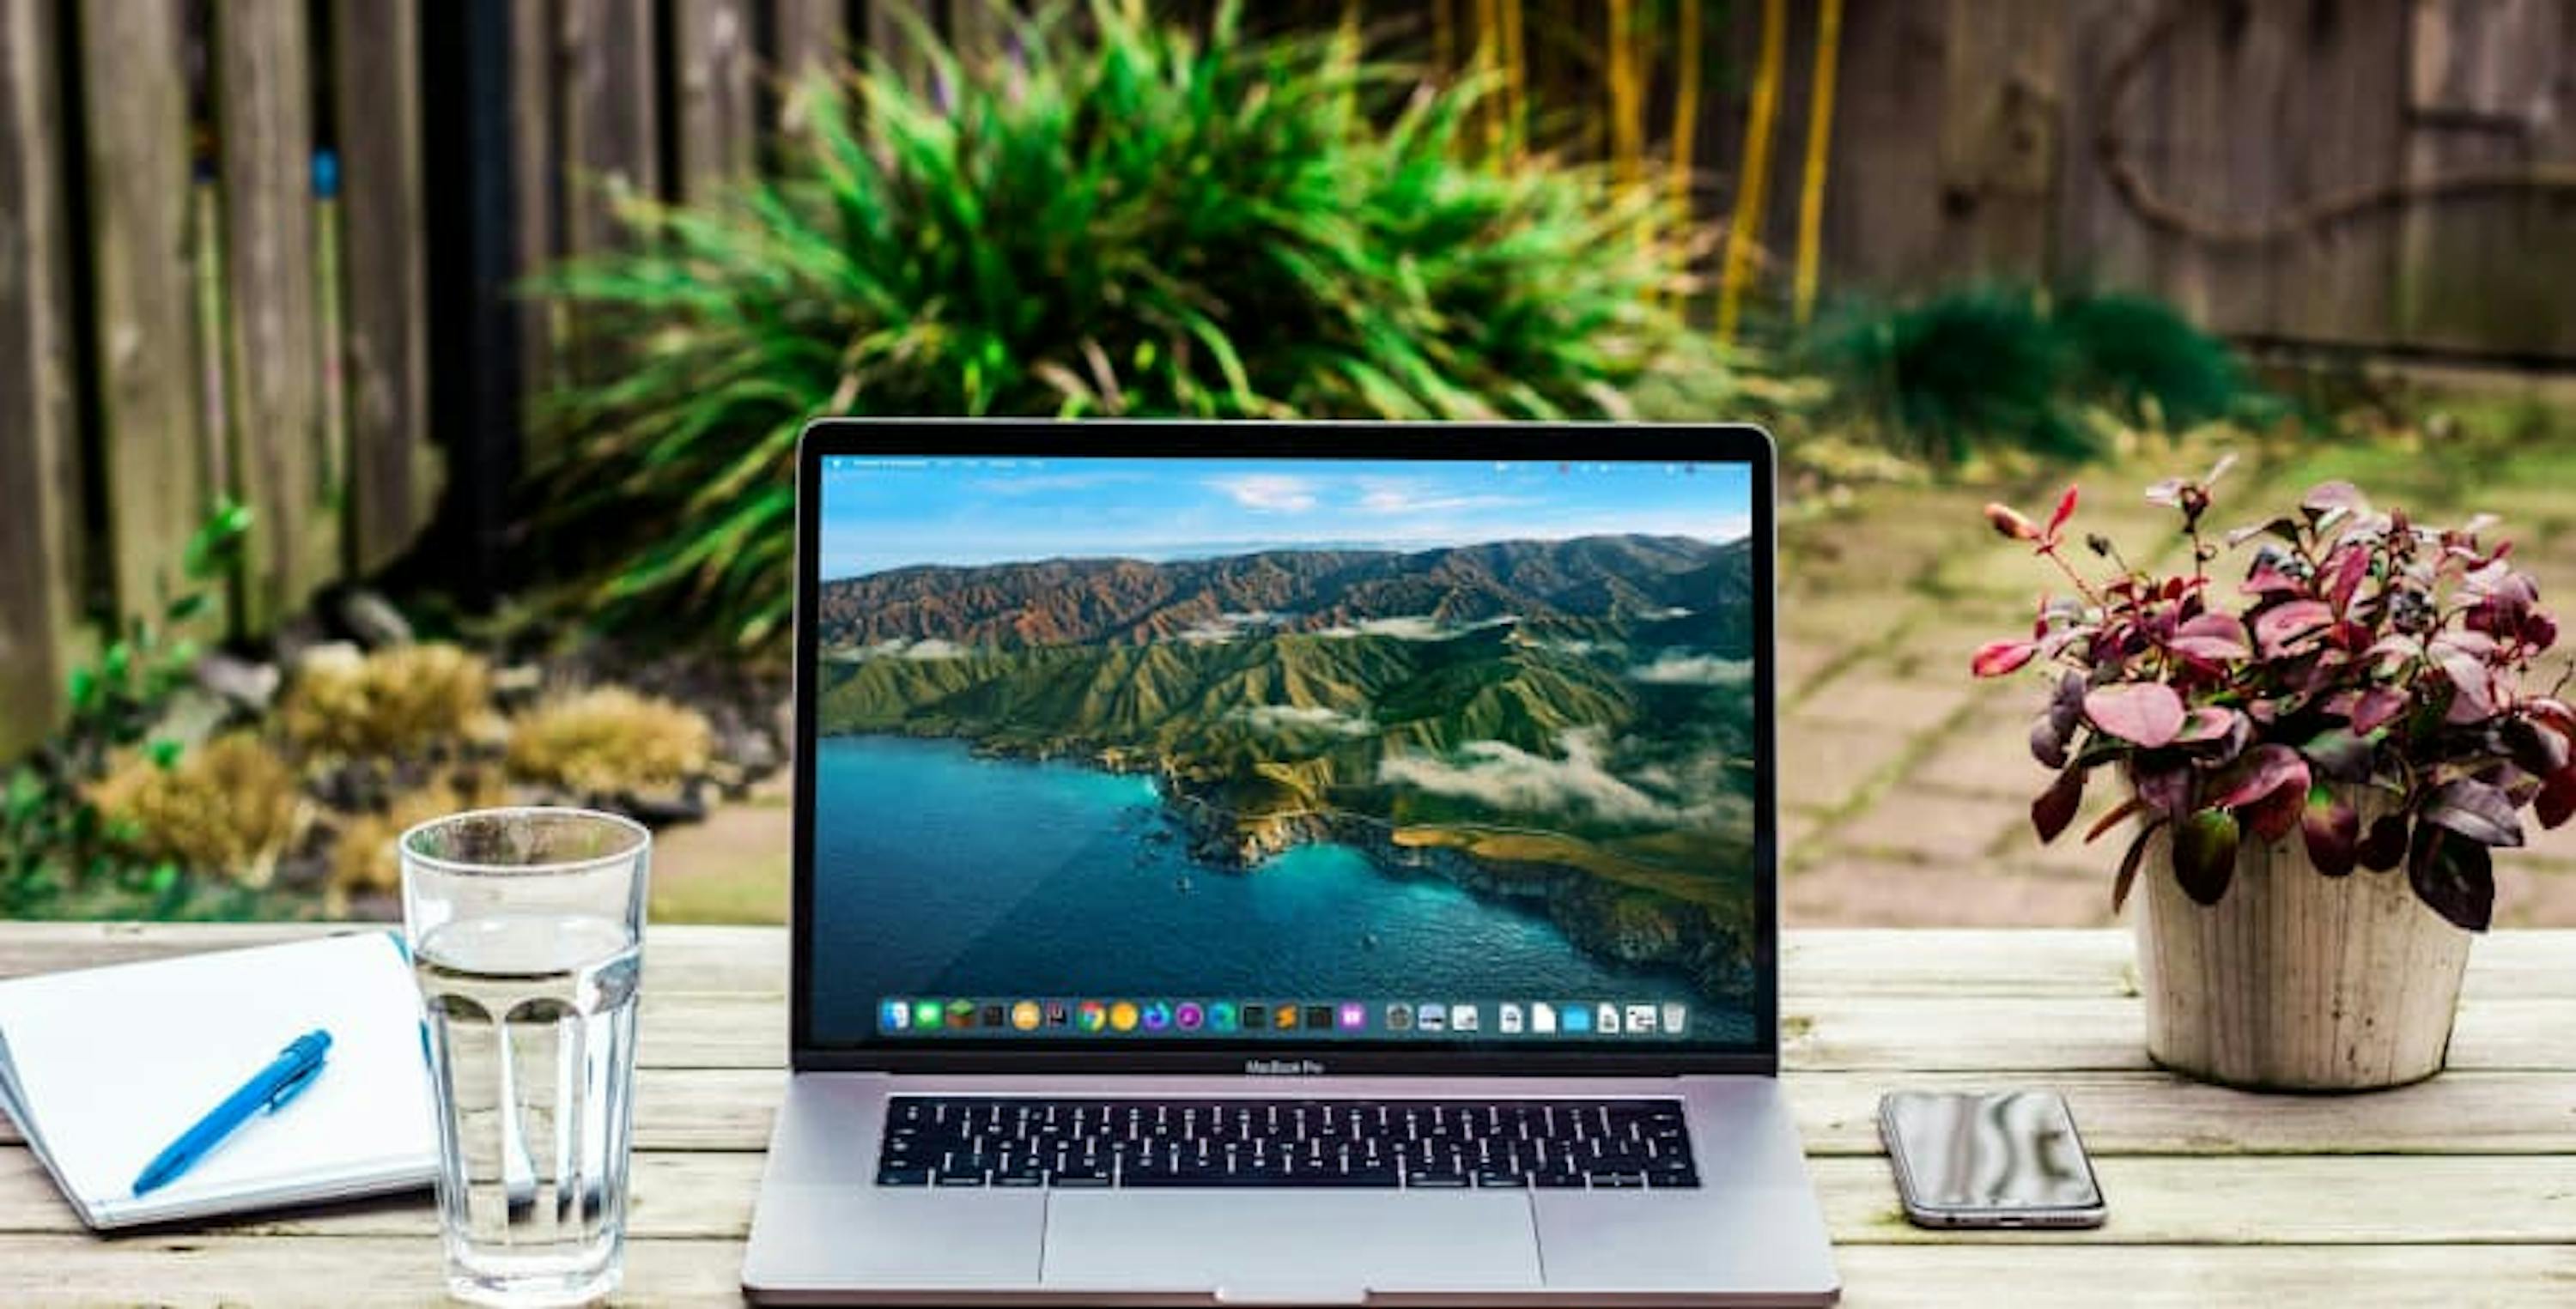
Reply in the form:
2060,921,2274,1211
402,808,651,1308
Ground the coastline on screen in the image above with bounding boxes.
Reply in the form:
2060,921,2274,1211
805,457,1763,1048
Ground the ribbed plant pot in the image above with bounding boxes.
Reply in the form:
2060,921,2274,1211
2133,820,2473,1092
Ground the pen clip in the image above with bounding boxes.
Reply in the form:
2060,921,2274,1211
264,1058,325,1114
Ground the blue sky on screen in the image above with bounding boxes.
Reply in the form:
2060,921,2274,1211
817,458,1753,577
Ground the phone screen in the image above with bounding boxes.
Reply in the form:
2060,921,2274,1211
1882,1090,2103,1214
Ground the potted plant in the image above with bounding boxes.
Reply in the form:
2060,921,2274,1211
1974,459,2575,1090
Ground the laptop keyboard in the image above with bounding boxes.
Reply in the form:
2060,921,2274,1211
874,1097,1699,1190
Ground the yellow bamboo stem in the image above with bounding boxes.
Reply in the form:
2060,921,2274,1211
1670,0,1704,238
1475,0,1504,152
1716,0,1787,344
1793,0,1844,325
1607,0,1641,190
1432,0,1455,77
1500,0,1527,153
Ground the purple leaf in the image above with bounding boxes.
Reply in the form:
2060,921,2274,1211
2326,545,2371,612
2112,817,2166,914
2356,814,2410,871
2085,796,2145,845
2032,767,2088,845
2134,763,2194,818
2301,788,2359,876
2537,767,2576,831
2209,743,2311,811
2029,712,2072,770
2438,651,2498,724
2172,810,2241,906
2175,706,2241,744
2421,778,2524,848
2407,824,2495,932
2502,718,2573,779
1972,639,2040,678
2302,481,2369,518
2044,486,2080,543
2300,727,2375,781
2349,686,2409,735
2254,599,2336,655
2085,683,2187,748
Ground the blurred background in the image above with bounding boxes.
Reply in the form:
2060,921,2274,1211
2,0,2571,926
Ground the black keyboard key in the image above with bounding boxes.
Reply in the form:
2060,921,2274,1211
876,1165,932,1187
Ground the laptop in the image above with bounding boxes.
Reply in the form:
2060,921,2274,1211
744,421,1838,1306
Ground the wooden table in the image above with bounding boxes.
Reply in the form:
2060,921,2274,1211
2,923,2570,1306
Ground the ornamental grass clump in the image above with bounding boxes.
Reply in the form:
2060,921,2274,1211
505,688,714,797
535,0,1716,646
279,643,496,758
1974,458,2573,931
88,734,303,888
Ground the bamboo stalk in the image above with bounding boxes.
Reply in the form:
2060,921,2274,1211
1793,0,1844,325
1476,0,1503,151
1432,0,1455,79
1716,0,1787,344
1607,0,1641,190
1499,0,1526,153
1669,0,1704,245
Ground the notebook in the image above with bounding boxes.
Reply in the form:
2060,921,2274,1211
0,931,440,1229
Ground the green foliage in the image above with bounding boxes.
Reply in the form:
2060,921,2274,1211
3,501,251,917
1812,285,2254,466
533,0,1721,647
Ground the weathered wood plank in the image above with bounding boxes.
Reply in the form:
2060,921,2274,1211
0,1233,2561,1308
0,922,792,997
507,0,568,466
769,0,844,82
7,925,2576,1003
215,0,334,629
74,0,209,634
0,1233,749,1305
559,0,660,258
331,0,438,574
3,1145,2572,1247
1827,1244,2576,1308
2396,0,2576,358
867,0,936,95
15,1063,2573,1159
673,0,757,202
0,0,85,761
1933,0,2062,278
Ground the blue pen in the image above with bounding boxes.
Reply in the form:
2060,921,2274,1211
131,1029,334,1197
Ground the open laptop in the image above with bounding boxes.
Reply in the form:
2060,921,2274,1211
744,421,1838,1306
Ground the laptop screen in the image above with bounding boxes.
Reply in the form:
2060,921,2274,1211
800,448,1767,1055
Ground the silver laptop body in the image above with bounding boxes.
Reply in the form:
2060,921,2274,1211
745,421,1838,1306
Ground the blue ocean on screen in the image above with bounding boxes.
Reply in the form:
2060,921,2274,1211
807,734,1738,1042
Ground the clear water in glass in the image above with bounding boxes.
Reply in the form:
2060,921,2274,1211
404,809,648,1307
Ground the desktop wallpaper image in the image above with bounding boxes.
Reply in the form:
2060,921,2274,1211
806,458,1762,1045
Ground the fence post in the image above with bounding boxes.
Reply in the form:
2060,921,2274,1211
0,0,86,759
333,0,440,576
75,0,211,639
213,0,334,632
675,0,757,202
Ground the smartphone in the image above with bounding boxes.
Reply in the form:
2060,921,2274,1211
1878,1089,2106,1229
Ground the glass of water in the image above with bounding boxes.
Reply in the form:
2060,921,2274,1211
402,808,650,1307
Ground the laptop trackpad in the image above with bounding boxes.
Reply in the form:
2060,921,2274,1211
1042,1191,1542,1303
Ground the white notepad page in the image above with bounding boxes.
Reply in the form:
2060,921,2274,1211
0,931,438,1228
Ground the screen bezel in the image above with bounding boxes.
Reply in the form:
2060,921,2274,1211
790,419,1780,1076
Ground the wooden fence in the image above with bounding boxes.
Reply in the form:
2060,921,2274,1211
3,0,2572,760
